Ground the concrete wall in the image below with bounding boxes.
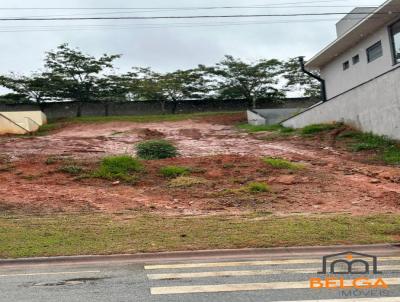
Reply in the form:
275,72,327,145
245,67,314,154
1,111,46,126
0,114,27,135
283,66,400,140
0,111,47,135
248,108,304,126
0,98,317,120
321,19,398,99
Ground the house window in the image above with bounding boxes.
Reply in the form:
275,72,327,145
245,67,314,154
390,20,400,64
343,61,350,70
366,41,383,63
352,54,360,65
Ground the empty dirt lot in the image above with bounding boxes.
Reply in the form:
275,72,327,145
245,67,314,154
1,113,400,216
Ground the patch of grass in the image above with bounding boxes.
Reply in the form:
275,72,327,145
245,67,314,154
237,124,294,133
92,156,144,183
63,112,243,124
45,155,69,165
168,176,208,188
20,174,38,181
263,157,304,170
136,140,178,160
160,166,190,178
382,147,400,165
339,130,400,165
45,157,57,165
300,123,340,135
337,130,360,139
244,182,271,193
59,165,84,176
0,213,399,258
349,133,394,151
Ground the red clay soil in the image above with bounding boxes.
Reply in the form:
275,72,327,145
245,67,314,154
0,114,399,216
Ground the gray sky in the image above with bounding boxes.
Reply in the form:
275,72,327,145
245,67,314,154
0,0,384,76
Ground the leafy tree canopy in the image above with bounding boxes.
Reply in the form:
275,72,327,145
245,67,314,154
282,57,321,98
200,55,283,109
128,68,209,113
44,43,121,103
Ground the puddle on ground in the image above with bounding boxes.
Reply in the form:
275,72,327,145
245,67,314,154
29,277,108,287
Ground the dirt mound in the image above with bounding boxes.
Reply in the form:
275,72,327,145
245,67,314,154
138,128,165,139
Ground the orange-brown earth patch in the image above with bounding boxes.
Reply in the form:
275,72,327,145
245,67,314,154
0,113,399,215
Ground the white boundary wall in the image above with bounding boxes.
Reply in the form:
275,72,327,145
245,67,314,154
0,111,47,135
282,67,400,140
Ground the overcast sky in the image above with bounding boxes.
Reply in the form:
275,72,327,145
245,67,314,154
0,0,384,76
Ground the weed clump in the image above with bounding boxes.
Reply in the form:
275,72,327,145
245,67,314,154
237,124,294,133
160,166,190,178
245,182,270,193
168,176,207,188
92,156,143,183
136,140,178,160
300,123,339,135
339,131,400,165
263,157,304,170
59,165,84,175
348,133,394,151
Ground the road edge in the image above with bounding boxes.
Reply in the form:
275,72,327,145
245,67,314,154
1,243,400,267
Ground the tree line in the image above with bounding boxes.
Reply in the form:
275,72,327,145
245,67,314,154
0,44,320,115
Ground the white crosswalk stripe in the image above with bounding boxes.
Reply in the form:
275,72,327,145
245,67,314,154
150,278,399,295
144,256,400,270
147,265,400,280
147,256,400,298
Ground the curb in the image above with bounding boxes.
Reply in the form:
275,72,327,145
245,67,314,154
1,243,400,267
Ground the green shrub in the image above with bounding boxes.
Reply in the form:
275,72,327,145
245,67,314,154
93,156,143,183
263,157,304,170
245,182,270,193
168,176,207,188
136,140,178,160
160,166,190,178
300,123,339,135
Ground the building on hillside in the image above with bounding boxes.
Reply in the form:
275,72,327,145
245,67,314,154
283,0,400,139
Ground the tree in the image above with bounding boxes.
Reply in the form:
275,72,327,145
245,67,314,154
201,55,283,109
282,57,321,98
0,93,30,104
44,43,120,116
0,73,53,105
129,68,208,114
96,74,132,102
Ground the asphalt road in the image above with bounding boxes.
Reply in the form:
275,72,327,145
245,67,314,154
1,252,400,302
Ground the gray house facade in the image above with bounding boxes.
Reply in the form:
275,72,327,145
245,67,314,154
283,0,400,139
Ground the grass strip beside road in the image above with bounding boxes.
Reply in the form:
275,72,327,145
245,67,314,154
0,214,399,259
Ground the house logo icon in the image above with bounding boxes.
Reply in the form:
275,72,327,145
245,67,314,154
318,251,381,275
